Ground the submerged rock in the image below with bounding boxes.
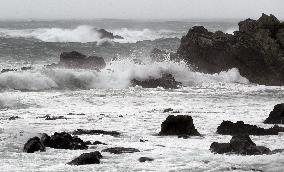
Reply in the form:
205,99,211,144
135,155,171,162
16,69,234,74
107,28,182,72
46,51,106,70
8,116,20,120
72,129,120,137
210,135,271,155
67,151,102,165
41,132,88,150
102,147,140,154
177,13,284,85
159,115,200,136
1,68,17,73
264,103,284,124
217,121,284,135
23,137,46,153
138,157,154,162
131,73,181,89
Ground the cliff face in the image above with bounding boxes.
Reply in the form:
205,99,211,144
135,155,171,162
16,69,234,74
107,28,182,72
177,13,284,85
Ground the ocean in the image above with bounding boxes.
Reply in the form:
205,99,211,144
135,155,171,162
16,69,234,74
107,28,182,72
0,19,284,172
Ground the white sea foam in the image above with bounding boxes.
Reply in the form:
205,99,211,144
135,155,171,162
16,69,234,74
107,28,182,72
0,25,178,43
0,60,249,91
0,94,19,109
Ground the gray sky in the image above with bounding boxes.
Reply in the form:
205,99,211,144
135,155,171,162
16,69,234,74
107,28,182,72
0,0,283,20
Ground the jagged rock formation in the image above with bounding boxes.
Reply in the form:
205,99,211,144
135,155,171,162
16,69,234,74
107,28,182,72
264,103,284,124
217,121,284,135
46,51,106,70
97,29,124,39
177,13,284,85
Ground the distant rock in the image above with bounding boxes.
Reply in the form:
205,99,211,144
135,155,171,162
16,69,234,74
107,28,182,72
217,121,284,135
163,108,174,113
23,137,46,153
264,103,284,124
67,151,102,165
1,68,17,73
177,13,284,85
102,147,140,154
159,115,200,136
138,157,154,162
46,51,106,70
8,116,20,120
93,141,107,145
131,73,181,89
210,135,271,155
41,132,88,150
72,129,120,137
97,29,124,39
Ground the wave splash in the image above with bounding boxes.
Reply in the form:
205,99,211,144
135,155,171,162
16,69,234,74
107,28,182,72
0,59,249,91
0,25,178,43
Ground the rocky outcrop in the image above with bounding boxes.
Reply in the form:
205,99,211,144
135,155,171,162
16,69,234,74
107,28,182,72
138,157,154,162
97,29,124,39
264,103,284,124
23,137,46,153
177,13,284,85
131,73,181,89
46,51,106,70
72,129,120,137
40,132,88,150
102,147,140,154
217,121,284,135
210,135,271,155
159,115,200,136
67,151,102,165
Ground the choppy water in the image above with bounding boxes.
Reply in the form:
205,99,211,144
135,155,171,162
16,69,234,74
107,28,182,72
0,19,283,172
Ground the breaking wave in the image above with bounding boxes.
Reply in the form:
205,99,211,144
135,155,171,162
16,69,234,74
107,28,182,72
0,25,179,43
0,59,249,91
0,94,20,109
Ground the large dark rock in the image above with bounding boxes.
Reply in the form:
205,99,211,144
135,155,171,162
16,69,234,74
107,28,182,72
264,103,284,124
210,135,271,155
177,13,284,85
159,115,200,136
72,129,120,137
102,147,140,154
41,132,88,150
131,73,181,89
97,29,124,39
47,51,106,70
23,137,46,153
217,121,284,135
67,151,102,165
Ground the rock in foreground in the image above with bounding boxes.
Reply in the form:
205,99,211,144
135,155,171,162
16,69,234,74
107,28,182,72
159,115,200,136
210,135,271,155
67,151,102,165
264,103,284,124
217,121,284,135
177,13,284,85
131,73,181,89
23,137,46,153
102,147,140,154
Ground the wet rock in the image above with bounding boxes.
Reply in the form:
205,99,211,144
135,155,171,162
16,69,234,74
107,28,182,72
217,121,284,135
1,68,17,73
21,66,32,71
159,115,200,136
93,141,107,145
264,103,284,124
42,132,88,150
23,137,46,153
8,116,20,120
177,13,284,86
210,135,271,155
72,129,120,137
131,73,181,89
102,147,140,154
163,108,174,113
140,139,148,142
44,115,68,120
138,157,154,162
97,29,124,39
47,51,106,70
67,151,102,165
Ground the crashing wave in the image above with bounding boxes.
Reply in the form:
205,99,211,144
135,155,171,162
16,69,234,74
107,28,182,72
0,25,179,43
0,59,249,91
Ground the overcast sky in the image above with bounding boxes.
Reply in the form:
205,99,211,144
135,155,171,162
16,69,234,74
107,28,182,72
0,0,283,20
